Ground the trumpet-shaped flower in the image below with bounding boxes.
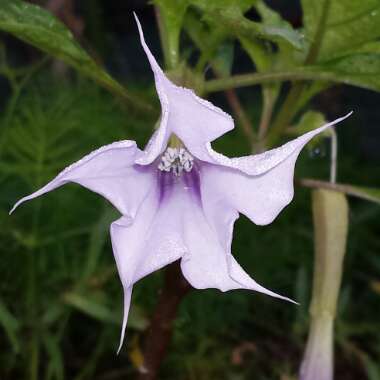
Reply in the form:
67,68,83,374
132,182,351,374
10,15,351,352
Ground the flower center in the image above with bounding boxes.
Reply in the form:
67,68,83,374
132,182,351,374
158,147,194,176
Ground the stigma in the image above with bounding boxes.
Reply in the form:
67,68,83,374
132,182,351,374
158,147,194,176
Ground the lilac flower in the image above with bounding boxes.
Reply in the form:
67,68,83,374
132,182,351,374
10,15,351,352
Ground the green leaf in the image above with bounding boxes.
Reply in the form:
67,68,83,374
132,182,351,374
361,354,380,380
302,0,380,61
0,299,20,353
240,36,271,71
309,45,380,92
189,0,304,49
82,208,117,281
43,333,64,380
183,9,228,72
154,0,189,68
190,0,256,12
0,0,151,111
63,291,149,331
297,1,380,92
63,291,119,325
255,0,306,51
212,42,235,77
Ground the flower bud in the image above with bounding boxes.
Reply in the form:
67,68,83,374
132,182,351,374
300,189,349,380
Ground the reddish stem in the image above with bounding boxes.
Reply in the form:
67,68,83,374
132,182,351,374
137,261,192,380
224,88,256,144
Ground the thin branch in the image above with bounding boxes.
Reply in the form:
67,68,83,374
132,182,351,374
257,90,276,142
298,178,380,205
138,262,192,380
223,88,256,143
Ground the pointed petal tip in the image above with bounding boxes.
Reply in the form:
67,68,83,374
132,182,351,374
273,292,298,305
133,11,140,26
115,286,132,356
9,195,33,215
132,9,163,77
9,200,22,215
339,110,353,121
336,110,354,124
286,297,300,306
324,111,353,129
116,325,126,355
133,12,144,42
133,12,146,47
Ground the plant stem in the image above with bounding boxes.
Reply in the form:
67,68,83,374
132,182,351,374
297,178,380,204
257,89,276,142
137,262,192,380
0,58,48,157
266,0,331,147
204,70,336,93
253,87,278,152
266,84,304,147
29,334,40,380
154,6,172,70
223,88,256,143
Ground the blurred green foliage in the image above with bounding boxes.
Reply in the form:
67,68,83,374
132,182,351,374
0,0,379,379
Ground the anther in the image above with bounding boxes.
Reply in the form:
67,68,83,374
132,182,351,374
158,147,194,176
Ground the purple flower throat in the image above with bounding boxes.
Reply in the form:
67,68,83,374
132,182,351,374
156,145,201,204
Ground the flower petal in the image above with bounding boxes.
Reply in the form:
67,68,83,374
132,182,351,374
192,113,352,173
10,140,153,217
133,14,234,165
109,186,188,350
179,190,293,302
199,114,352,225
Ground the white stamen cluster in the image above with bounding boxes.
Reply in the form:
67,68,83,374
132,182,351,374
158,147,194,176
